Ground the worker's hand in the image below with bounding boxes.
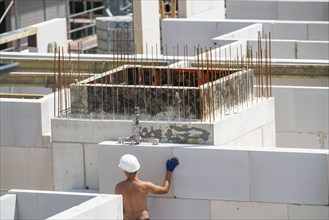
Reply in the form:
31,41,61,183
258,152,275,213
166,157,179,172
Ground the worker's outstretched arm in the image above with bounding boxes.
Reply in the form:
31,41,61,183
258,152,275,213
145,157,179,194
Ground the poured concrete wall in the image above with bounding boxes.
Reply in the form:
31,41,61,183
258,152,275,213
98,142,329,219
226,0,329,21
273,86,329,149
51,98,275,191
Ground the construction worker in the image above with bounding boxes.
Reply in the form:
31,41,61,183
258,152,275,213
115,154,179,220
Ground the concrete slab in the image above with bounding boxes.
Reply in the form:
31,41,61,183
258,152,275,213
173,147,250,201
211,200,288,219
52,143,84,191
148,197,211,219
288,204,329,220
98,142,175,197
249,150,329,205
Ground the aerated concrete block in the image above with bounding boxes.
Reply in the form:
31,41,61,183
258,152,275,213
211,200,288,219
226,1,279,20
98,142,174,197
37,192,93,219
0,194,17,220
0,147,53,191
9,190,38,220
272,86,293,132
249,150,329,205
308,23,329,41
272,23,308,40
148,197,211,219
173,147,250,201
292,87,329,133
288,204,329,220
213,98,275,146
297,41,329,60
276,131,328,149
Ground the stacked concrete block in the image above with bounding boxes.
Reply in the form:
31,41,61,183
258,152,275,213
97,142,329,219
96,16,134,54
273,86,329,149
5,190,122,220
226,0,329,21
0,194,16,219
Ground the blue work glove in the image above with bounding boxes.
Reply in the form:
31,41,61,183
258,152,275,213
166,157,179,172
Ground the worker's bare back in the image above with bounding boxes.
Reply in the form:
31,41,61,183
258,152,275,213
115,178,150,220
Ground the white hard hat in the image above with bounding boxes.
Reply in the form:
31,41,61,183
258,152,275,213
118,154,140,173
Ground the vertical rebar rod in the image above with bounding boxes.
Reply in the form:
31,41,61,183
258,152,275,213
58,46,61,116
210,47,215,121
62,47,67,116
269,32,272,97
53,46,57,117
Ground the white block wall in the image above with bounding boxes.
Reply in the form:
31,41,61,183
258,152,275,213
247,40,329,60
133,0,160,54
214,98,276,147
226,0,329,21
6,189,122,220
98,142,329,219
273,86,329,149
0,147,53,191
178,0,225,19
52,98,275,191
0,194,16,220
0,94,55,192
47,195,122,220
161,19,329,56
30,18,67,53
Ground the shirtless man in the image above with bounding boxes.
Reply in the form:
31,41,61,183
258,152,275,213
115,154,179,220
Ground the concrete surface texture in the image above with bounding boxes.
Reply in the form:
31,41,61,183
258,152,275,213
2,189,122,220
98,142,329,219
